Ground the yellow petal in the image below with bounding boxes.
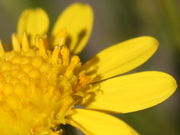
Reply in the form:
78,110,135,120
51,3,93,54
17,8,49,36
82,36,159,82
67,109,139,135
85,71,177,113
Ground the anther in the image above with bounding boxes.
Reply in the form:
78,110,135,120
61,46,70,66
0,40,5,56
22,32,30,51
51,46,61,64
37,38,47,57
12,34,21,51
65,56,80,77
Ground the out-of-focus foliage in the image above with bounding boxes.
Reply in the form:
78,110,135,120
0,0,179,135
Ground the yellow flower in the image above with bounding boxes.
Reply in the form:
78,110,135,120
0,3,177,135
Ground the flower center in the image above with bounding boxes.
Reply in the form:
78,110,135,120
0,32,91,135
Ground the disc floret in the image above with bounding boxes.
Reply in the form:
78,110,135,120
0,32,91,135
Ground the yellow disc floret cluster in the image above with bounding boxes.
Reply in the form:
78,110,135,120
0,32,91,135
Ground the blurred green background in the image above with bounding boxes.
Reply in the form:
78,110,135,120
0,0,180,135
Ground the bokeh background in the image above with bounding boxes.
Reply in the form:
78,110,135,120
0,0,180,135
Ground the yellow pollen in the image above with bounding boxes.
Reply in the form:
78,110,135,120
0,31,92,135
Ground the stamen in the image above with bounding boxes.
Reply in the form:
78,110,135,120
61,46,70,66
0,40,4,55
12,34,21,51
37,38,47,57
65,56,80,77
51,46,61,64
22,32,30,51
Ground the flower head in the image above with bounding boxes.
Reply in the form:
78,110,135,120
0,3,177,135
